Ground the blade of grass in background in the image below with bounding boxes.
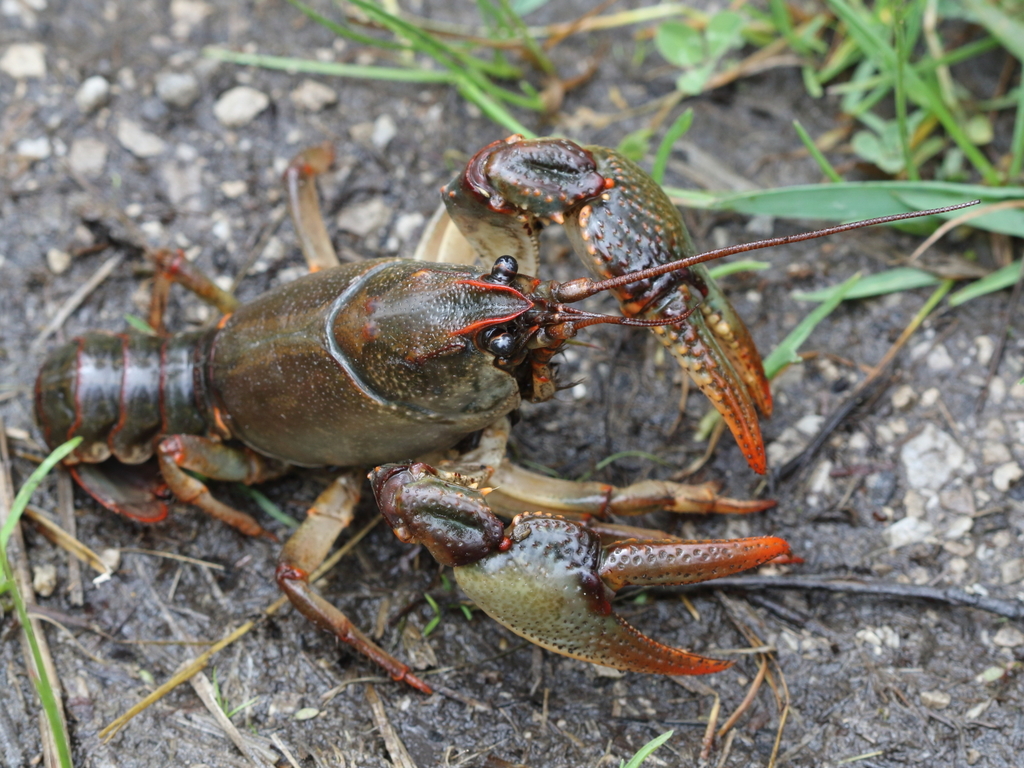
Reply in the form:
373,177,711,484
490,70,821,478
793,267,940,302
948,259,1024,306
762,273,862,378
666,182,1024,238
1,437,81,768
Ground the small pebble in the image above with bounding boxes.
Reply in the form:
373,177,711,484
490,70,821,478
920,690,951,710
890,384,915,410
900,424,964,490
0,43,47,78
32,564,57,597
75,75,111,113
117,118,167,158
68,137,108,177
15,136,50,161
974,334,995,366
794,414,824,437
371,113,397,150
393,212,425,243
982,443,1012,465
170,0,213,39
289,79,337,111
920,387,940,407
46,248,71,274
213,85,269,127
943,515,973,539
337,196,391,238
939,486,974,516
155,71,200,108
993,626,1024,648
926,344,954,371
220,180,247,199
1000,558,1024,585
883,517,934,549
993,462,1023,492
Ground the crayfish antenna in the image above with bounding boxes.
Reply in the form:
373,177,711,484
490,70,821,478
553,200,982,303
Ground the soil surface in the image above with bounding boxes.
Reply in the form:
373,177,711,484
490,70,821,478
2,2,1023,767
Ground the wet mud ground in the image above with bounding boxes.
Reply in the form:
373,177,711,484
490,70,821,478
2,1,1023,766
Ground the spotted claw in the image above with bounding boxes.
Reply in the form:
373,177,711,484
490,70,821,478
370,464,789,676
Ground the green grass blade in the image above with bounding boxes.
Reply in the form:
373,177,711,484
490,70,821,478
651,108,694,185
619,729,674,768
664,180,1024,237
1011,76,1024,180
826,0,999,184
496,0,555,75
203,48,454,83
1,437,81,551
792,267,940,302
1,437,81,768
707,259,771,279
893,12,919,181
947,259,1024,306
763,272,862,378
285,0,406,50
792,119,843,182
962,0,1024,63
233,485,300,528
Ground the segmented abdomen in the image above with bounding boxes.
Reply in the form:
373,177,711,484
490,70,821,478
35,331,208,464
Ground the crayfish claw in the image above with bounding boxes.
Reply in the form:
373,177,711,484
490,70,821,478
453,515,789,676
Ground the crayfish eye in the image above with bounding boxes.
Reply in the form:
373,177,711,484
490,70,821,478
486,255,518,285
483,330,516,358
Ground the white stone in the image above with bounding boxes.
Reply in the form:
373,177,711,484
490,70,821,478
920,690,951,710
336,196,391,238
15,136,50,160
220,180,247,199
393,212,425,244
32,563,57,597
75,75,110,113
67,137,107,177
46,248,70,274
289,79,337,111
944,515,973,539
891,384,916,410
767,426,804,466
213,86,269,127
117,119,167,158
900,424,964,490
903,490,926,519
0,43,46,78
974,335,995,366
926,344,954,371
371,113,397,149
988,376,1006,405
170,0,212,38
993,626,1024,647
1000,558,1024,584
983,443,1012,465
883,516,934,549
808,459,834,495
920,387,940,407
848,431,870,451
160,159,202,210
993,462,1023,492
155,71,199,108
795,414,824,436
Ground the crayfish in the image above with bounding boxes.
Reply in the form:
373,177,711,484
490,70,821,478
35,135,971,692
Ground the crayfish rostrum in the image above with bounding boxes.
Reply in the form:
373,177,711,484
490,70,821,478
35,136,969,691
